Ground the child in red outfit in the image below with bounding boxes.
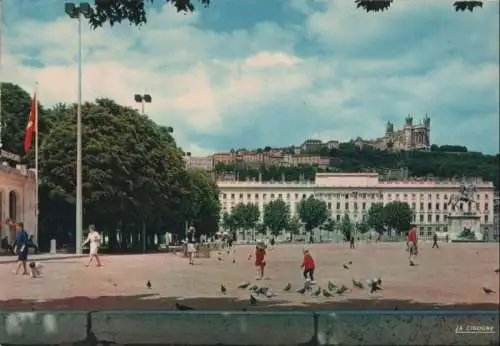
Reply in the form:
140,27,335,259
253,242,266,280
300,248,316,284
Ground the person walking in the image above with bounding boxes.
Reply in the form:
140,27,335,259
432,233,439,248
82,225,102,267
407,225,418,266
12,222,29,275
186,226,197,265
300,247,316,284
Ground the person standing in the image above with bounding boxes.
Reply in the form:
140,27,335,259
407,225,418,266
13,222,29,275
186,226,197,265
82,225,102,267
432,233,439,248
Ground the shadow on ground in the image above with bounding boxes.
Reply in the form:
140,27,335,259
1,294,498,311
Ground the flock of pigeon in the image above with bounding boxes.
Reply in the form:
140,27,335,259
236,276,383,307
214,258,384,308
146,248,499,311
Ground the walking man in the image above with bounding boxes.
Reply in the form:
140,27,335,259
432,233,439,248
13,222,29,275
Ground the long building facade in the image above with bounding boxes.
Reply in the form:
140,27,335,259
218,173,496,239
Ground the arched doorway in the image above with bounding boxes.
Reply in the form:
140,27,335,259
9,191,17,221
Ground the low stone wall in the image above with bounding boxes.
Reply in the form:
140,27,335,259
0,310,497,345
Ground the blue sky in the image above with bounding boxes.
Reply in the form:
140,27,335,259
3,0,499,154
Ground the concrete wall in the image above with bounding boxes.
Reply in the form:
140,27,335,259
0,310,497,345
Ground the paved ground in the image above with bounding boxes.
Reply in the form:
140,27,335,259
0,242,498,310
0,253,85,264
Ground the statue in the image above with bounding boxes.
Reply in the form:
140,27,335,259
447,182,477,209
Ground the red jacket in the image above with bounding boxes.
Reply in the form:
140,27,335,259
302,254,315,270
407,229,417,243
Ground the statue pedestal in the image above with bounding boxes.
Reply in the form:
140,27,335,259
445,213,481,240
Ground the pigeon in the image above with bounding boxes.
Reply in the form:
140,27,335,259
256,287,269,295
327,280,337,291
322,289,333,297
217,257,223,262
175,302,194,311
348,261,353,265
238,282,251,289
336,285,349,295
250,294,257,305
369,280,382,294
265,291,277,298
146,281,152,289
352,279,364,289
343,264,349,269
483,287,495,294
249,285,259,291
220,284,227,294
232,259,236,263
494,268,499,274
283,283,292,291
296,287,307,294
312,287,321,296
226,250,231,255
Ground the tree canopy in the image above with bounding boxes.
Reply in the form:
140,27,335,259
263,199,290,236
298,196,328,233
366,201,413,235
85,0,484,29
0,82,221,251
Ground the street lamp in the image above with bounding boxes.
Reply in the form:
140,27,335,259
134,94,152,115
65,2,91,254
134,94,153,253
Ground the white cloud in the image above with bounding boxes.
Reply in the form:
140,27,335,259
2,0,499,155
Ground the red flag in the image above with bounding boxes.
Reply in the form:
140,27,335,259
24,93,37,153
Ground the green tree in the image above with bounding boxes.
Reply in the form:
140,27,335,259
288,216,303,241
339,214,354,241
230,203,259,239
298,196,328,233
255,222,267,235
222,211,237,238
355,0,483,12
184,169,221,236
322,218,336,233
383,201,413,235
263,199,290,237
357,220,370,234
38,98,189,249
85,1,483,29
366,203,387,234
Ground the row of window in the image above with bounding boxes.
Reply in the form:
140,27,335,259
221,200,490,213
220,192,491,202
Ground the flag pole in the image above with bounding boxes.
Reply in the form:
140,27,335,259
34,82,39,244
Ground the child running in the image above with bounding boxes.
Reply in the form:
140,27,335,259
251,241,267,280
300,247,316,284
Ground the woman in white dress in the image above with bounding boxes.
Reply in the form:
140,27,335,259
186,226,196,265
82,225,102,267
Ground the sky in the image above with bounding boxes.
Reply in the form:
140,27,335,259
2,0,499,155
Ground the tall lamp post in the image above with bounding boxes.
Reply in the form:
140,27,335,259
65,2,91,254
134,94,152,253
